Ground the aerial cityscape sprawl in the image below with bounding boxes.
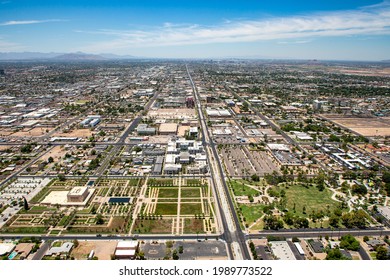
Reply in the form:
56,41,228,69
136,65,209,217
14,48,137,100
0,59,389,261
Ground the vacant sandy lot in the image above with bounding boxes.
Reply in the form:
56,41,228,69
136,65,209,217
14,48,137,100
0,129,14,136
12,127,54,137
53,128,93,138
335,67,390,77
40,145,66,162
325,116,390,136
71,241,117,260
177,125,190,137
0,145,11,151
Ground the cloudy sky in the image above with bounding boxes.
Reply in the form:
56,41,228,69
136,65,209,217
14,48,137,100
0,0,389,60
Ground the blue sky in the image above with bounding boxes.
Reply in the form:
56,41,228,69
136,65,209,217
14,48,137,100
0,0,389,60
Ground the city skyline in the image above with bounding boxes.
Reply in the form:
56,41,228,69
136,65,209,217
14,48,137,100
0,1,390,60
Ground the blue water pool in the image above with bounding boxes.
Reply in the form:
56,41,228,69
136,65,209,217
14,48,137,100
8,251,17,260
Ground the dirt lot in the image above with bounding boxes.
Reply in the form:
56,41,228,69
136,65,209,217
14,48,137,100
325,116,390,136
71,241,117,260
53,128,93,138
0,129,14,136
333,67,390,77
40,145,66,162
0,145,10,151
12,127,54,137
177,125,190,137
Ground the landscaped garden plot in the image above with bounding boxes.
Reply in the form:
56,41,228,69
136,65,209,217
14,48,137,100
133,219,173,234
133,178,217,234
181,188,201,198
2,179,139,235
155,203,178,215
183,219,205,234
148,178,174,187
180,203,203,215
157,188,179,198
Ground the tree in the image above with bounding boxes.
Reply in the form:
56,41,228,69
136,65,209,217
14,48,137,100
376,246,390,260
73,239,79,248
326,248,349,260
178,245,184,254
263,215,284,230
363,236,369,242
251,174,260,182
172,249,179,260
23,196,29,211
96,214,104,225
48,156,54,163
340,234,360,251
58,174,66,181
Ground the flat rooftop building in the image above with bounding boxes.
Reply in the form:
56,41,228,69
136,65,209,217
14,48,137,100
159,123,178,135
270,241,296,260
67,186,89,203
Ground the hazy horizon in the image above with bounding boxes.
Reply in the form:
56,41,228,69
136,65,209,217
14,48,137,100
0,1,390,60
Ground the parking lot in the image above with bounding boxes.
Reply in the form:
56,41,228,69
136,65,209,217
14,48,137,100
220,145,279,177
140,240,228,260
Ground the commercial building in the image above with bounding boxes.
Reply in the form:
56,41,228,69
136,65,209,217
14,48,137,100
269,241,296,260
159,123,178,135
115,241,139,260
136,124,156,135
67,186,89,203
80,115,101,127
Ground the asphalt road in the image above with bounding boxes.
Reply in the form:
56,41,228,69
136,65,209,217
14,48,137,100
187,65,251,260
32,241,51,260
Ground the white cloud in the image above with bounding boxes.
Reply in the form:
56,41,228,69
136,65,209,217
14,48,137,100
77,2,390,53
0,37,23,51
0,19,64,26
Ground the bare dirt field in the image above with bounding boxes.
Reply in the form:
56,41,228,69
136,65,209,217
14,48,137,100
0,129,15,136
0,145,10,151
334,67,390,77
40,145,66,162
324,116,390,136
71,241,117,260
53,128,93,138
12,127,54,137
177,125,190,137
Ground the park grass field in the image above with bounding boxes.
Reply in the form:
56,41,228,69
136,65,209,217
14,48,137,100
240,204,264,224
274,183,339,217
230,180,260,197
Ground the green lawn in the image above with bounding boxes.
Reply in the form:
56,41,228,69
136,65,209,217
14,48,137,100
180,203,203,215
240,204,264,224
155,203,178,215
181,188,201,198
1,226,48,234
157,188,179,198
274,184,339,217
230,180,260,197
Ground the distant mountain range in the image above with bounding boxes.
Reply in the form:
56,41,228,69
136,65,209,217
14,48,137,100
0,52,136,61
